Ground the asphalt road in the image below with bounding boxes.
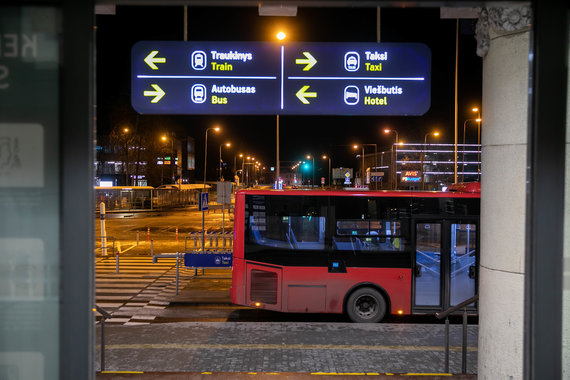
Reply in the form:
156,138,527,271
95,206,233,256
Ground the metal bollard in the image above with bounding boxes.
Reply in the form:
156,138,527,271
215,234,219,249
115,250,119,274
462,308,468,374
444,317,450,373
176,252,180,295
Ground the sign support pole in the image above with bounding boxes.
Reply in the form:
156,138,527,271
276,114,280,188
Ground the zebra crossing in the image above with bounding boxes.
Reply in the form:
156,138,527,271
95,255,194,325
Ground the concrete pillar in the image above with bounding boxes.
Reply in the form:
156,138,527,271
476,7,530,380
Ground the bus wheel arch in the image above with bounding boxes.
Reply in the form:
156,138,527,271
344,283,390,323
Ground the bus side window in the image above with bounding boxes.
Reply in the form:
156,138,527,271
333,219,407,252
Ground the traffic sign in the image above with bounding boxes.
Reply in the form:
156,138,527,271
199,192,209,211
132,41,431,116
184,252,232,268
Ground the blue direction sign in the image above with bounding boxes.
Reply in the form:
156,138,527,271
132,41,430,116
184,253,233,268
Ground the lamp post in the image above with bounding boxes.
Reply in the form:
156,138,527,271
162,132,175,184
123,128,130,185
353,145,365,187
462,117,482,182
275,31,286,189
383,128,398,190
472,107,482,178
422,131,440,190
322,155,331,188
234,153,243,184
203,126,220,187
306,155,315,188
219,142,231,181
364,144,378,189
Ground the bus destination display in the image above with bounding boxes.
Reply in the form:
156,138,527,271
131,41,431,116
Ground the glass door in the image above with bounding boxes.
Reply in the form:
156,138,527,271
450,223,477,306
414,222,442,307
414,221,478,310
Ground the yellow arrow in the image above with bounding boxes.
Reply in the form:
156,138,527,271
144,51,166,70
143,84,165,103
296,85,317,104
295,52,317,71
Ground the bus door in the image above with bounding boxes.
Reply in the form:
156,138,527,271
413,220,478,312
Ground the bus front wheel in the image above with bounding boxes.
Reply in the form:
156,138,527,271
346,287,387,323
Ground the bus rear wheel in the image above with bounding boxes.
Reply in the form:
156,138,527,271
346,287,387,323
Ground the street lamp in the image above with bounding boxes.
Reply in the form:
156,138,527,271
353,145,365,187
306,155,315,188
219,142,231,181
462,117,482,182
275,31,287,190
422,131,440,190
322,155,331,188
161,133,176,184
203,126,221,187
235,153,243,184
472,107,482,177
122,127,130,185
383,128,399,190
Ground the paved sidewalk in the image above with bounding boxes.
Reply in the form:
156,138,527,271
96,322,478,375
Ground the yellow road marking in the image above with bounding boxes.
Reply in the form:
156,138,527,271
404,374,452,377
104,343,477,352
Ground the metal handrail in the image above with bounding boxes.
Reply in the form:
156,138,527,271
435,294,478,374
436,294,479,319
95,305,112,371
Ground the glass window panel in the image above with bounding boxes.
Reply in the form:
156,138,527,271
415,223,441,306
450,223,477,305
0,6,61,379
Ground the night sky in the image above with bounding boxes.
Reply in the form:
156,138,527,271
96,5,481,177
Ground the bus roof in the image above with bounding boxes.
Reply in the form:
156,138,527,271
236,188,480,199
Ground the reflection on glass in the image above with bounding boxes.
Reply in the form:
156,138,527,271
249,215,326,250
334,220,406,252
450,224,477,305
415,223,441,306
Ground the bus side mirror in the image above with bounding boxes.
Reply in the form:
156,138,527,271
415,265,422,277
469,265,477,279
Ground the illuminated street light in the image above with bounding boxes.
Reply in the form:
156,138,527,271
122,127,131,185
306,155,315,188
463,117,483,182
219,142,231,181
422,131,440,190
353,145,365,187
203,126,221,186
383,128,399,189
276,31,286,40
322,155,331,187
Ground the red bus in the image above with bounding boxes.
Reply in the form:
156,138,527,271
230,186,480,322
